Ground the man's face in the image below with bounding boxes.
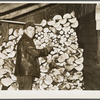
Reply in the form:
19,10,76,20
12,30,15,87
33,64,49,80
26,26,35,38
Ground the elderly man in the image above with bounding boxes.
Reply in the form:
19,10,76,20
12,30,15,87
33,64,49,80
14,22,53,90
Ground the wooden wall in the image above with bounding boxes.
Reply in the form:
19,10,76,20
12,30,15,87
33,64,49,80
76,4,99,90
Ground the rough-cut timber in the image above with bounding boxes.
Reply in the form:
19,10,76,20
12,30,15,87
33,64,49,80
0,3,50,20
0,3,27,13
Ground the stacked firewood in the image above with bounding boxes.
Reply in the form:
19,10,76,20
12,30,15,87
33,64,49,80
0,28,23,90
0,11,84,90
33,11,84,90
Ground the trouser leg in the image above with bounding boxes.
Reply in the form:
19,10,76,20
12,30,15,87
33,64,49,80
17,76,35,90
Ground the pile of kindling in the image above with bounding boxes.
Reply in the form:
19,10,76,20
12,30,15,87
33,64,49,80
0,11,84,90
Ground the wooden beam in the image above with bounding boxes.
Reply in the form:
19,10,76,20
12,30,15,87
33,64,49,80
0,3,28,13
0,19,26,24
0,3,49,20
2,22,9,42
0,19,42,25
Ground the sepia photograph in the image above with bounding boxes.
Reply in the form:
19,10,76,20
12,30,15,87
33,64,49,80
0,1,100,98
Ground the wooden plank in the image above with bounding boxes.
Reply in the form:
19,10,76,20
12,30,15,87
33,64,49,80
78,11,95,24
78,37,97,44
77,20,96,37
0,25,3,46
84,76,100,90
23,7,46,23
96,4,100,30
84,71,100,88
0,19,26,24
81,43,98,52
31,10,45,23
97,30,100,53
1,22,9,42
0,3,49,20
13,6,46,23
77,4,95,19
46,4,63,21
84,72,100,89
0,37,3,46
93,68,100,78
84,69,95,81
9,23,23,30
96,4,100,21
84,58,96,68
0,3,28,13
84,52,97,60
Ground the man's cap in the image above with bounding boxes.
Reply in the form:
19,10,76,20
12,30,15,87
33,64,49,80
23,22,35,29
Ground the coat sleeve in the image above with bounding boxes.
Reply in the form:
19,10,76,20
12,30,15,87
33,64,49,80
25,41,49,58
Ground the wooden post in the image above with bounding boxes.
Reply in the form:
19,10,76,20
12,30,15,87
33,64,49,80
1,22,9,42
96,3,100,30
0,20,26,25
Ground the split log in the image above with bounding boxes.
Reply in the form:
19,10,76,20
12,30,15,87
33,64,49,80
43,28,49,33
36,26,43,33
58,53,69,63
53,22,60,28
63,22,70,27
63,26,71,33
13,30,19,37
10,74,17,81
75,64,84,71
68,18,77,23
9,28,13,35
2,42,6,47
6,46,14,53
48,20,55,26
40,19,47,27
44,75,53,85
58,68,65,74
7,83,18,90
70,11,75,18
67,56,75,65
71,20,79,28
70,44,78,50
63,13,71,19
18,28,23,36
4,59,15,69
75,57,84,65
8,51,16,58
40,64,49,73
64,65,74,71
53,15,62,20
59,18,67,25
0,59,4,66
56,25,62,31
0,52,8,59
1,78,14,87
9,35,16,40
7,41,14,47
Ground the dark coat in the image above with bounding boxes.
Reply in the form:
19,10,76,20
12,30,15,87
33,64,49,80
14,33,49,78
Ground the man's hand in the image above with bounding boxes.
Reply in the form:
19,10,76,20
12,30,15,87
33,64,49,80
46,46,53,53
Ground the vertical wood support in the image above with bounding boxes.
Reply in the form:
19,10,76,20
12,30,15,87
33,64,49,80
96,4,100,30
1,23,9,42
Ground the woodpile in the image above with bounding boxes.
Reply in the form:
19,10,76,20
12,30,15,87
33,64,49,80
33,11,84,90
0,28,23,90
0,11,84,90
